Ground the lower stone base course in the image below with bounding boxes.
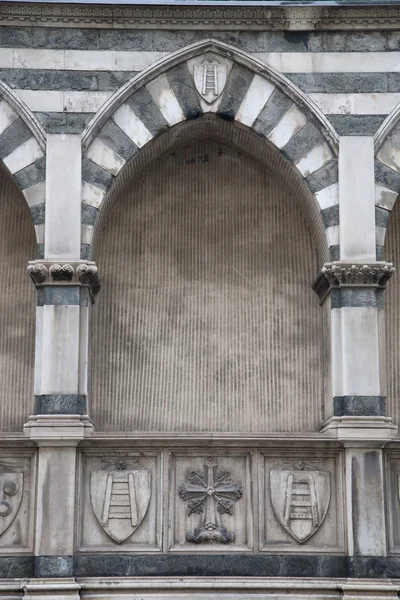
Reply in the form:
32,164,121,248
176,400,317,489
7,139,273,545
6,556,400,579
11,577,400,599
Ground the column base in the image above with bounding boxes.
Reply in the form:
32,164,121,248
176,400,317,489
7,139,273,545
321,416,397,446
23,414,94,446
23,578,80,600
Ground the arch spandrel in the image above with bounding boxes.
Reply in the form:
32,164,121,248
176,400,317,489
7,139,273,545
81,39,340,263
0,81,46,253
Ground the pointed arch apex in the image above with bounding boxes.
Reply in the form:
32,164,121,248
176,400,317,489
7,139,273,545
82,38,339,155
0,80,46,152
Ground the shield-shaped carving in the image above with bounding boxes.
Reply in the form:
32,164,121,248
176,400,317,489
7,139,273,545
194,58,227,104
270,467,330,543
91,469,151,543
0,473,23,536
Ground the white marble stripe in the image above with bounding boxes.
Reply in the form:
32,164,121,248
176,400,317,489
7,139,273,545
309,93,400,115
86,138,126,176
326,225,339,247
22,181,45,208
267,105,308,149
2,48,400,73
0,99,19,136
34,224,44,244
295,142,334,177
315,183,339,211
81,224,94,245
375,183,398,211
112,103,153,148
14,88,400,117
235,75,275,127
376,225,387,246
15,90,112,113
146,74,185,127
3,136,43,174
82,181,105,209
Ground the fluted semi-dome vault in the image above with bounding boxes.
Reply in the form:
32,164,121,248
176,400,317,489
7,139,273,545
81,39,340,263
87,43,332,433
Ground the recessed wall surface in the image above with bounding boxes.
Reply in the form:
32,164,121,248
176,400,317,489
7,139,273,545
385,201,400,425
0,167,36,431
92,138,323,432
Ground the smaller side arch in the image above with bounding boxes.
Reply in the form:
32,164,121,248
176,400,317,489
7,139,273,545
81,39,340,262
0,81,46,255
374,102,400,258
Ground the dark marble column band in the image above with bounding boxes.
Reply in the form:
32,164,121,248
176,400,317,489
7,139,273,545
334,396,386,417
35,394,87,415
331,288,384,309
35,555,73,578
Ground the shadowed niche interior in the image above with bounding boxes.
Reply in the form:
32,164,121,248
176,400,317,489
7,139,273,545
91,120,326,433
0,162,36,431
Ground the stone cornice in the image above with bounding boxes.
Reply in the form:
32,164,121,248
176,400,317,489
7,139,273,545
313,262,395,303
1,3,400,30
27,260,101,297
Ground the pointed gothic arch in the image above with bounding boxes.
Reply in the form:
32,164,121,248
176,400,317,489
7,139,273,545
0,81,46,253
81,39,340,261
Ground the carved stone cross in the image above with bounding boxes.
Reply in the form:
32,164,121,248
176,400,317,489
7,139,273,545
178,457,242,543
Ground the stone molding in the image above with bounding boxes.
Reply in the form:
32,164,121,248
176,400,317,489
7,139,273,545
313,262,395,302
1,3,400,31
27,260,100,297
23,415,94,446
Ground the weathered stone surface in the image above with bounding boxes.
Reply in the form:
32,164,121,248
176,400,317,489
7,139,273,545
282,121,324,164
35,111,94,134
333,396,386,417
218,64,253,120
252,89,292,138
288,73,388,93
97,119,138,163
35,555,73,577
376,206,390,228
375,160,400,193
82,157,114,192
127,87,168,137
166,62,201,120
321,204,339,228
13,155,45,189
0,117,32,159
328,115,385,136
306,159,338,194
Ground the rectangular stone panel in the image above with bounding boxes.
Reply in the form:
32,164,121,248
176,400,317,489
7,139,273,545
169,451,253,552
261,450,345,553
384,451,400,554
77,450,162,552
0,449,36,553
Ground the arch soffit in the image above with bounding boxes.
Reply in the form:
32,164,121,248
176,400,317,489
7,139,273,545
81,39,340,260
0,81,47,249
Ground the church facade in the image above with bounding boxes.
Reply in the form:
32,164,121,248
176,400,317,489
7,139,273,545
0,0,400,597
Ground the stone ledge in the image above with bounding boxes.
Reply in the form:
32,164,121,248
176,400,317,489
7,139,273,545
23,415,94,446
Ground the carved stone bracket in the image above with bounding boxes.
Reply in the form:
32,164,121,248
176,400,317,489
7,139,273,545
27,260,101,298
313,262,395,303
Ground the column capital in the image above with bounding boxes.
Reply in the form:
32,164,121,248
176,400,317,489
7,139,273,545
313,261,395,303
27,260,101,299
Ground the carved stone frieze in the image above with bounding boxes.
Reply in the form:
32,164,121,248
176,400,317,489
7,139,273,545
27,260,100,297
0,465,23,538
1,3,400,30
179,457,242,544
313,261,395,302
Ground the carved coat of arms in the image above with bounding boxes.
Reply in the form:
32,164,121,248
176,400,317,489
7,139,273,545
91,460,151,544
193,58,227,104
0,469,23,536
179,457,242,544
270,461,330,544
